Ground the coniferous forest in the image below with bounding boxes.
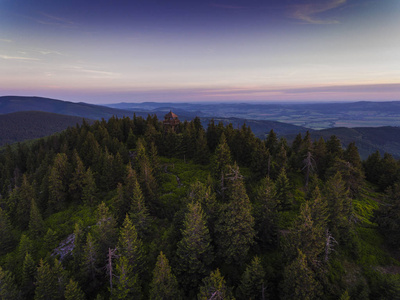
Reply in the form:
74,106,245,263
1,114,400,300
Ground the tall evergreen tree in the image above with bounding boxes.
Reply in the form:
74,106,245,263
0,266,21,300
215,164,255,264
34,259,59,300
93,202,117,262
21,252,36,299
48,153,70,212
281,249,322,300
275,168,291,210
254,176,279,248
28,198,45,238
237,256,266,300
65,279,86,300
324,172,353,242
198,269,234,300
149,252,181,300
129,176,150,238
111,256,142,300
82,167,97,207
117,215,145,274
0,207,16,255
212,133,232,181
176,202,213,294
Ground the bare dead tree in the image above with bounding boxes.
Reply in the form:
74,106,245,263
302,151,316,188
324,229,338,263
106,247,118,296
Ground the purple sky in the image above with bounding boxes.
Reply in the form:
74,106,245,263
1,0,400,103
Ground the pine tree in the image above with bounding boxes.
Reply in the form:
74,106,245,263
149,252,181,300
93,202,117,262
176,202,213,294
275,168,291,210
34,259,59,300
215,164,255,264
21,252,36,299
129,176,150,238
117,215,145,274
212,133,232,180
65,279,86,300
281,249,321,300
287,202,325,267
112,256,142,300
69,150,86,202
237,256,266,300
28,198,45,238
194,129,210,165
265,129,278,155
198,269,234,300
254,176,278,248
82,167,97,207
82,233,99,284
324,172,353,242
0,207,16,255
12,174,35,230
48,153,70,212
0,266,21,300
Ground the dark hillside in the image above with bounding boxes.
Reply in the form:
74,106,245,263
0,96,133,119
0,111,89,146
298,126,400,159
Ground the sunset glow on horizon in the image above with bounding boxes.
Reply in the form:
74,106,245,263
1,0,400,104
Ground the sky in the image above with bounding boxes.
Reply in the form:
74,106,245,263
1,0,400,103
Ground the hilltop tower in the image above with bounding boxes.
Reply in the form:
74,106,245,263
163,111,180,132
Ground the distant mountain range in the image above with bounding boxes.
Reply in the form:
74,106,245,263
106,101,400,129
1,96,399,159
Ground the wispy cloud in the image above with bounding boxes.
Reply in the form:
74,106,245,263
69,66,120,78
290,0,346,24
0,39,13,43
36,12,77,28
0,54,39,61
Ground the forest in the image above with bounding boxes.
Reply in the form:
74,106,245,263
1,114,400,300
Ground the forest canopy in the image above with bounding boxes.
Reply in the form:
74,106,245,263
0,114,400,300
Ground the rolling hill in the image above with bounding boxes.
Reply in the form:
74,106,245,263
0,111,90,147
0,96,133,119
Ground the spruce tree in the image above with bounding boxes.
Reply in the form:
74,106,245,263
215,164,255,264
212,133,232,181
69,150,86,202
149,252,181,300
237,256,266,300
0,266,21,300
21,252,36,299
254,176,278,248
325,172,352,241
34,259,59,300
176,202,213,294
82,233,99,284
275,168,291,210
198,269,234,300
82,167,97,207
129,176,150,238
28,198,45,238
94,202,117,262
281,249,321,300
111,256,142,300
65,279,86,300
0,207,16,255
117,215,145,274
48,153,70,212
